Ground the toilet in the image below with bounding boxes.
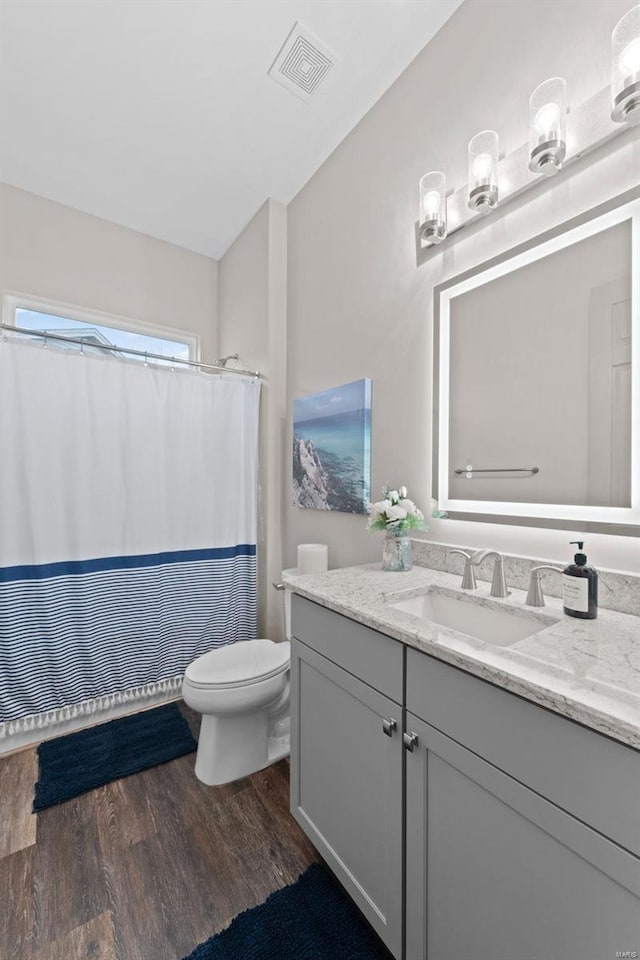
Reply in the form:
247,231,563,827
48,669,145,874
182,590,292,786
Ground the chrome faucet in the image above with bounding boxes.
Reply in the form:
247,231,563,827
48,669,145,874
525,565,563,606
447,548,509,597
470,549,510,598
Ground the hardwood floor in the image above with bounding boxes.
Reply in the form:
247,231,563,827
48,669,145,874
0,704,318,960
0,748,38,858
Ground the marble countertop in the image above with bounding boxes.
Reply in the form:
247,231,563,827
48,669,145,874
282,563,640,750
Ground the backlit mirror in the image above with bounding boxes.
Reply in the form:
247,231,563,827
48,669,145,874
433,191,639,533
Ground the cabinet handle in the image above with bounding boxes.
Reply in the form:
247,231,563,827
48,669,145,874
382,718,397,737
403,731,419,752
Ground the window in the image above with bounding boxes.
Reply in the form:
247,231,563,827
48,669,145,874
4,295,196,367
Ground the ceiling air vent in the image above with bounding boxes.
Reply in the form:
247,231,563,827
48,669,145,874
268,21,336,102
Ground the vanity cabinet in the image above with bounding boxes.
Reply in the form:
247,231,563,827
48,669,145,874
404,648,640,960
291,595,640,960
405,713,640,960
290,596,404,958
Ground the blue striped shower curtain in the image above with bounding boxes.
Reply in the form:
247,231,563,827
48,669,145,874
0,338,260,739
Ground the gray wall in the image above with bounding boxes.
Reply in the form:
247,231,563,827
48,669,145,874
285,0,640,575
0,183,218,362
218,200,288,639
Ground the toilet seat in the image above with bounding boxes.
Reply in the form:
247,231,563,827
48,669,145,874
184,639,290,690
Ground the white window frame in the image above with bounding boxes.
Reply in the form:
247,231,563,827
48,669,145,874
2,292,200,363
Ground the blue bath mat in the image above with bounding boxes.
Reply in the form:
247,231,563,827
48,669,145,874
182,863,392,960
33,702,196,811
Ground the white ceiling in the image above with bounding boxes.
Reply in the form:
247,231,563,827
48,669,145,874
0,0,461,259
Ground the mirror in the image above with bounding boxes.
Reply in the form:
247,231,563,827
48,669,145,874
433,190,639,533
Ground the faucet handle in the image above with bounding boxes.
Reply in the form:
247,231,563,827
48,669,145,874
526,565,563,606
447,549,476,590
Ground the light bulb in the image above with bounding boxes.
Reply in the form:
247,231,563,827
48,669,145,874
472,153,493,183
534,102,561,139
467,131,498,213
611,5,640,124
528,78,567,173
620,36,640,78
422,190,441,218
418,171,447,245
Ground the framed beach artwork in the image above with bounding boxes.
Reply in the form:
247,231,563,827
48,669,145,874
292,379,372,514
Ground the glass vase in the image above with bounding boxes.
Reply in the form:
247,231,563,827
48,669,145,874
382,531,413,572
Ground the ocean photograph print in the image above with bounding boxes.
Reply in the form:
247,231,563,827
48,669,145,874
292,379,372,514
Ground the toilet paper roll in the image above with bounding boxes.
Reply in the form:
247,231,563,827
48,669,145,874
297,543,329,575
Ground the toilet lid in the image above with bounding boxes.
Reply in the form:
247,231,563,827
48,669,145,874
184,639,290,689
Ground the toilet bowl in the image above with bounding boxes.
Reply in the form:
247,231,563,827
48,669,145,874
182,637,291,786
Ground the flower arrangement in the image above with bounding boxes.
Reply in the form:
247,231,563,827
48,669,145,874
367,485,425,535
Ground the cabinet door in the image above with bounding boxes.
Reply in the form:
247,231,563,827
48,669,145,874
405,712,640,960
290,638,403,958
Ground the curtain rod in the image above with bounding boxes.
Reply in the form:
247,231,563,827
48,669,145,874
0,323,262,379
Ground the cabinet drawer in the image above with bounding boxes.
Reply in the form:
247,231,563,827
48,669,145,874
406,648,640,856
291,594,403,703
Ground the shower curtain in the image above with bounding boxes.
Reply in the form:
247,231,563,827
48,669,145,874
0,338,260,739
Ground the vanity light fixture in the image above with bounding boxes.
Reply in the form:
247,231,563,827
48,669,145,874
419,171,447,245
467,130,499,213
611,4,640,124
528,78,567,175
415,11,638,260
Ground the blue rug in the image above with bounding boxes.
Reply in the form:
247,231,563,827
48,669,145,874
183,863,392,960
33,702,197,811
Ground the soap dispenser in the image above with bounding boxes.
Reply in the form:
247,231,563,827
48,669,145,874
562,541,598,620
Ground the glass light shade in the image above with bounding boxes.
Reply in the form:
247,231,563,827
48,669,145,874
611,5,640,124
467,130,499,214
528,78,567,175
419,171,447,245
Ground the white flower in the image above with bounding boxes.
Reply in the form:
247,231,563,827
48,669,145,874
367,484,425,537
369,499,391,519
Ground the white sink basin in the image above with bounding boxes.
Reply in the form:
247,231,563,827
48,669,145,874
389,589,555,646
